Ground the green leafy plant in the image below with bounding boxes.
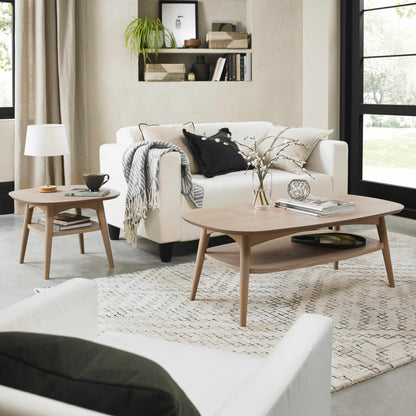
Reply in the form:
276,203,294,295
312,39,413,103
124,17,177,65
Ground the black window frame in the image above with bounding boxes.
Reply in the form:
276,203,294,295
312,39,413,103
0,0,14,119
341,0,416,219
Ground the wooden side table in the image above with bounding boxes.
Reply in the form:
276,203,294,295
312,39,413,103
9,186,120,279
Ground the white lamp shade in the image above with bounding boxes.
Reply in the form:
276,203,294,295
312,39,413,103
24,124,70,156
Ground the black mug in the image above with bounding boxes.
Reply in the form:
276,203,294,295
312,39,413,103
83,173,109,192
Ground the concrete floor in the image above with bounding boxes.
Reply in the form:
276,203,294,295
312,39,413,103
0,211,415,415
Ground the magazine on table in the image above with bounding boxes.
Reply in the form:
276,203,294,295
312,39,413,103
40,212,91,226
275,195,355,215
37,218,92,231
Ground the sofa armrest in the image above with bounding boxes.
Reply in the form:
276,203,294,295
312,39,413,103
100,143,183,243
0,385,107,416
0,279,98,339
306,140,348,194
215,314,333,416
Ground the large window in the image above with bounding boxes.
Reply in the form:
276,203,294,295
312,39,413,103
341,0,416,218
0,0,13,119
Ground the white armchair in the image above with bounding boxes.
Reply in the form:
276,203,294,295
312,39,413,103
0,279,333,416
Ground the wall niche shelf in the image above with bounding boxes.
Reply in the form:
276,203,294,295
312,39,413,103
137,0,252,82
150,48,252,55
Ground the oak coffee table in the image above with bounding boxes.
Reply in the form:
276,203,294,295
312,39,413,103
9,186,119,279
182,194,403,326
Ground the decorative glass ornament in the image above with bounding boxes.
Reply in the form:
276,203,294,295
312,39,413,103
287,179,310,200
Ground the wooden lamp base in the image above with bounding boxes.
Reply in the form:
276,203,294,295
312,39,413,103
38,185,57,193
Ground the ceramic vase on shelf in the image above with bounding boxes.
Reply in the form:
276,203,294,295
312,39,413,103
252,170,272,209
192,56,210,81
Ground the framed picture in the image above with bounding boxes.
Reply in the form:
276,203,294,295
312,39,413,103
159,1,198,48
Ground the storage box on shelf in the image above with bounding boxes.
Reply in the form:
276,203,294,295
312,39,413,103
144,63,186,82
206,31,249,49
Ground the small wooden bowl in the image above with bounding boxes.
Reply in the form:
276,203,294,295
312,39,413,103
184,39,201,48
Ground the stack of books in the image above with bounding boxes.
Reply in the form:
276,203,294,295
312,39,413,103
211,53,252,81
38,212,92,231
275,195,355,217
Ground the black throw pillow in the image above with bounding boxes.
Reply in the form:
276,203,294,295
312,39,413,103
183,128,248,178
0,332,200,416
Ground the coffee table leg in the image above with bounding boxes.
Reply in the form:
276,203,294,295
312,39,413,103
20,204,34,263
96,201,114,268
239,235,251,327
332,225,340,270
75,208,85,254
44,207,54,280
190,229,210,300
377,216,395,288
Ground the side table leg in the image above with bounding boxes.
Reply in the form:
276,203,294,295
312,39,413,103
20,204,34,263
332,225,340,270
75,208,85,254
239,235,251,327
377,216,395,288
96,201,114,268
190,229,210,300
44,207,54,280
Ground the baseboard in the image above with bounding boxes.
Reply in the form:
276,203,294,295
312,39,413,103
0,181,14,214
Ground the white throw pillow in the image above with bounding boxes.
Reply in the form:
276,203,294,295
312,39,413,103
139,122,197,173
258,125,333,174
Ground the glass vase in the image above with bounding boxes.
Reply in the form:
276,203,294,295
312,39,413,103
252,170,272,209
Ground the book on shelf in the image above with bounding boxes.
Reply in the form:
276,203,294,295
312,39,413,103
43,212,91,226
244,52,252,81
239,53,245,81
37,218,93,231
275,195,355,216
211,57,226,81
211,58,221,81
230,53,236,81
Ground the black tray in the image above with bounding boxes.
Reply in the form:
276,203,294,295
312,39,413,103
291,233,366,249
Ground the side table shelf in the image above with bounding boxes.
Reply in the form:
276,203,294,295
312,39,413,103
28,221,101,237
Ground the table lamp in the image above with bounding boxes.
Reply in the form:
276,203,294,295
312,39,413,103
24,124,69,193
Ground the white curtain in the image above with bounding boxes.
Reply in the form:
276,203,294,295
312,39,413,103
14,0,88,212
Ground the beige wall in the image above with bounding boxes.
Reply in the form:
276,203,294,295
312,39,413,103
85,0,303,172
1,0,340,180
0,120,14,182
303,0,340,137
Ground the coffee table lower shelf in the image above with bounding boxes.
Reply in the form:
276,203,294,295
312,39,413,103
205,234,383,273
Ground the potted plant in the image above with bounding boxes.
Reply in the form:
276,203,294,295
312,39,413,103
124,17,177,65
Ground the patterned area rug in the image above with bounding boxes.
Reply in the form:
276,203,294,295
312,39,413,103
96,230,416,391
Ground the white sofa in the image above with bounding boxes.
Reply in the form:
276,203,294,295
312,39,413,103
0,278,333,416
100,121,348,261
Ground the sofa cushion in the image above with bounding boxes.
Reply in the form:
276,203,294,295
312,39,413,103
139,122,198,174
183,128,248,178
259,126,333,174
116,126,144,145
0,332,200,416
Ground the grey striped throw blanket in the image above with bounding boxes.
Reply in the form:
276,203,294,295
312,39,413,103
122,140,204,247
